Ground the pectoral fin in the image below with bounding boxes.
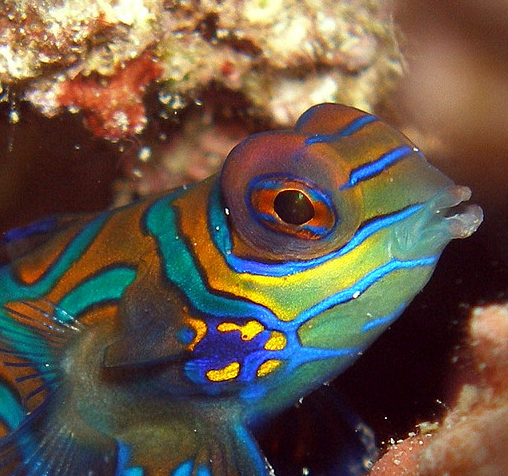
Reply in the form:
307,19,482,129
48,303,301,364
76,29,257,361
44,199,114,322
0,299,118,475
103,318,190,368
130,420,275,476
0,403,118,476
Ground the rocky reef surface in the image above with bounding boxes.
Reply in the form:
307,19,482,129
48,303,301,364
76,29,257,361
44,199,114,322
0,0,401,140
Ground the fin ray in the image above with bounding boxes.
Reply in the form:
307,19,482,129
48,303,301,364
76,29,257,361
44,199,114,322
0,298,83,410
205,422,274,476
0,402,118,476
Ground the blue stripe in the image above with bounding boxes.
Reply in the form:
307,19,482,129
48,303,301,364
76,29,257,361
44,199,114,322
3,217,58,245
213,202,423,277
305,114,378,145
340,145,414,190
361,303,406,332
291,256,438,328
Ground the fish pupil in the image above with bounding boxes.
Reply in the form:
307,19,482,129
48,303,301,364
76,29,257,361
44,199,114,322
273,190,315,225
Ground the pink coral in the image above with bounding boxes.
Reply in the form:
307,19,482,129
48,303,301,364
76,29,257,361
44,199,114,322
57,53,162,140
368,434,431,476
370,303,508,476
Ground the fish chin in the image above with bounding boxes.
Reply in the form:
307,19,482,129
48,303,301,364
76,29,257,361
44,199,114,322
392,185,483,259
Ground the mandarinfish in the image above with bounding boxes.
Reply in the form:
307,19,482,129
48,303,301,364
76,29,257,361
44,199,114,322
0,104,482,476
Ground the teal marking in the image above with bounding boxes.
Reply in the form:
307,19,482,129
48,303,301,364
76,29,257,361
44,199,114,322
0,383,24,431
145,198,274,321
172,460,193,476
1,212,111,300
0,212,111,352
0,383,39,469
57,267,137,321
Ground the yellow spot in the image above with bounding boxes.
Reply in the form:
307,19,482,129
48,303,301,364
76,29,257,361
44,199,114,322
206,362,241,382
264,331,287,351
217,320,265,341
184,317,207,351
256,359,282,377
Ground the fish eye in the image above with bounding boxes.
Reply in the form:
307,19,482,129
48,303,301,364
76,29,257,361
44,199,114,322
273,190,315,225
219,122,364,261
248,176,336,240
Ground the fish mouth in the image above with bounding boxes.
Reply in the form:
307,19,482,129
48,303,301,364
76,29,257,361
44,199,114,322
393,185,483,258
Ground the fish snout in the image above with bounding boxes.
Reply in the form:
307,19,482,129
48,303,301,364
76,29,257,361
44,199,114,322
392,185,483,259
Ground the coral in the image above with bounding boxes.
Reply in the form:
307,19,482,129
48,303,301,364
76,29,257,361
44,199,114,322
57,53,163,139
368,432,432,476
0,0,162,80
370,303,508,476
1,0,402,139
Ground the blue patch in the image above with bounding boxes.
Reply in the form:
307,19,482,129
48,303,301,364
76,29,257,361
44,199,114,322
196,465,212,476
2,217,58,245
172,460,193,476
176,326,196,346
115,441,144,476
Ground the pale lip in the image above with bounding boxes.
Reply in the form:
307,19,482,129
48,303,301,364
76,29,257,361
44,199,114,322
434,185,484,238
393,185,483,258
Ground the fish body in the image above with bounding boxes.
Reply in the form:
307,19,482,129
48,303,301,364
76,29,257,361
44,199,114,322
0,104,482,475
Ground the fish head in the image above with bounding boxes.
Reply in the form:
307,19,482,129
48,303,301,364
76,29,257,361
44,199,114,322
218,103,482,374
110,104,482,404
